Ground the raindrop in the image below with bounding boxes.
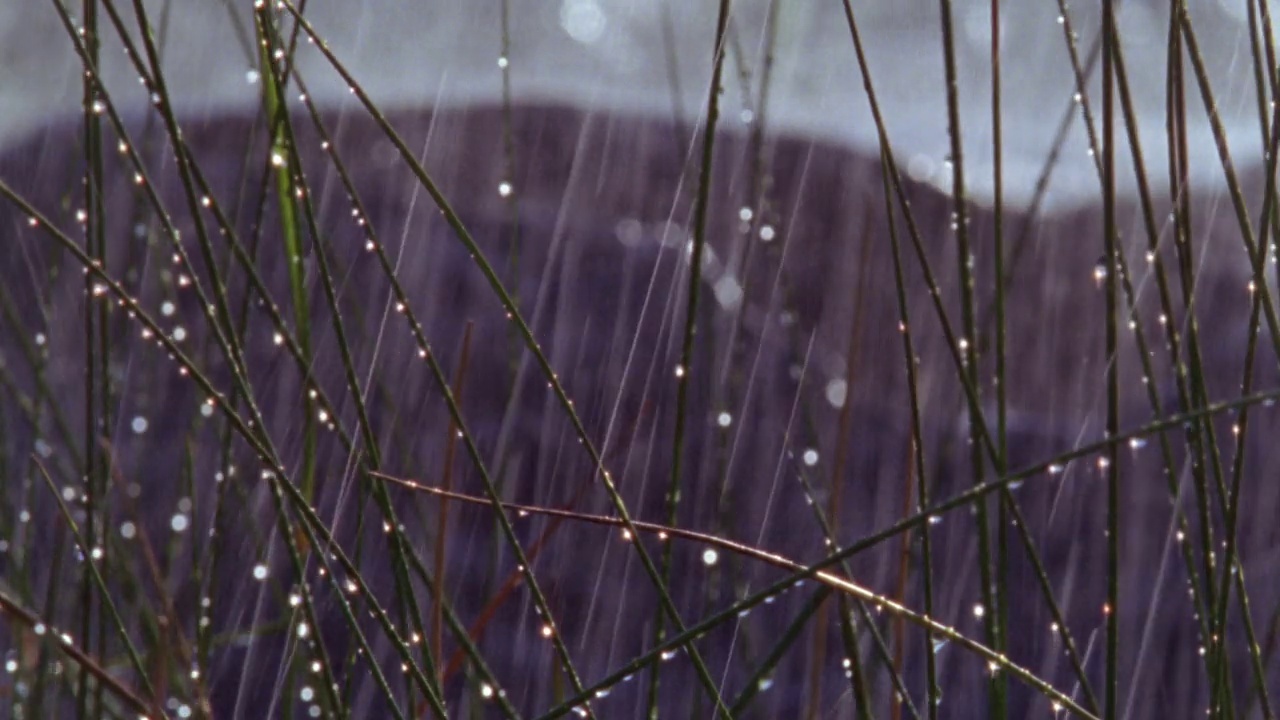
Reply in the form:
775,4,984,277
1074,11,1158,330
560,0,606,44
170,514,188,533
252,564,269,581
825,378,848,408
713,275,743,308
702,548,718,566
717,411,732,428
802,449,819,467
131,416,148,434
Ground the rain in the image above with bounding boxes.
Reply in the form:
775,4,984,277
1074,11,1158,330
0,1,1278,718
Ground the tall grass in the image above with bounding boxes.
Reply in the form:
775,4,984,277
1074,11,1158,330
0,1,1278,718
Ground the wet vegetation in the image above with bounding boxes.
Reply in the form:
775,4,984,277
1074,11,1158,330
0,1,1279,718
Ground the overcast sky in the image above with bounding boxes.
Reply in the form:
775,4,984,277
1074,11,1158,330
1,0,1270,210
